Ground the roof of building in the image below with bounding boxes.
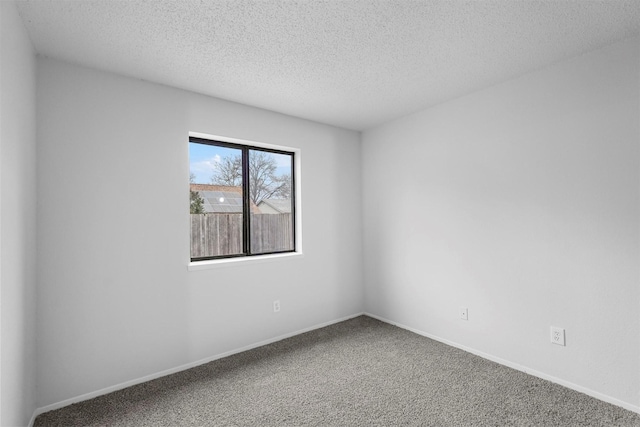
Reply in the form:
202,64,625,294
257,199,292,214
190,184,259,214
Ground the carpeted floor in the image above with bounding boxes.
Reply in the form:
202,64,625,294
35,316,640,426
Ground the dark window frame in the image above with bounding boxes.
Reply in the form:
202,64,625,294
189,136,296,262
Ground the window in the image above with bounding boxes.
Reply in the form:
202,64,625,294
189,136,296,261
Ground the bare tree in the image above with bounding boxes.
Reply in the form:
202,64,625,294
211,155,242,187
211,152,291,205
272,173,291,199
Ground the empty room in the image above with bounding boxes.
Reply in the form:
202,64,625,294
1,0,639,426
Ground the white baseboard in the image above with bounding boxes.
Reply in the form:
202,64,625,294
29,312,365,426
364,312,640,415
28,411,37,427
29,310,638,425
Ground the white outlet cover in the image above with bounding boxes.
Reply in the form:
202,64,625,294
550,326,565,346
460,307,468,321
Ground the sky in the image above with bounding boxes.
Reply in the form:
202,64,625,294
189,142,291,184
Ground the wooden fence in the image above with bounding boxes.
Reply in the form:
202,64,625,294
190,213,293,258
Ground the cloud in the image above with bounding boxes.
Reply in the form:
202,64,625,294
190,156,220,183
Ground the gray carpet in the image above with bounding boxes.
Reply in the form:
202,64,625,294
35,316,640,426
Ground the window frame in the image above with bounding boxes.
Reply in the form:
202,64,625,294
188,133,299,265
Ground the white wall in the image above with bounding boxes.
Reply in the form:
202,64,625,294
362,36,640,410
36,58,363,408
0,1,38,425
23,14,640,416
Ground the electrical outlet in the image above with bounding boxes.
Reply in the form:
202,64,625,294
459,307,468,321
273,300,280,313
550,326,565,346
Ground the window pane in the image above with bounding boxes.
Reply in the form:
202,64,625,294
249,149,294,254
190,143,244,258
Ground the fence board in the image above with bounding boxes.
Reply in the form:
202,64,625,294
191,213,292,258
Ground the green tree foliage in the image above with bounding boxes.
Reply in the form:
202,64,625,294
190,190,205,214
190,172,206,214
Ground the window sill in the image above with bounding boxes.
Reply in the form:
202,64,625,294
188,251,304,271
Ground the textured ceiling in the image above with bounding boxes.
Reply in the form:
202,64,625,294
16,0,640,131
